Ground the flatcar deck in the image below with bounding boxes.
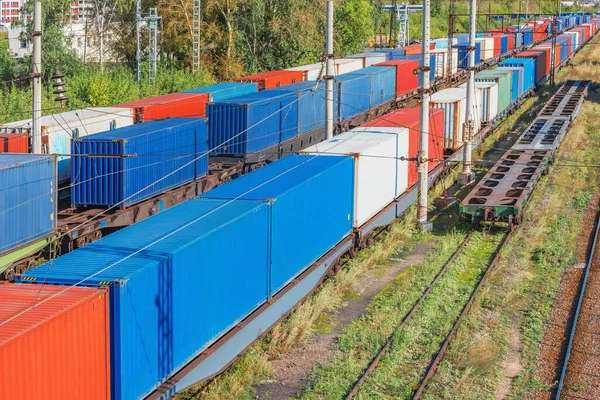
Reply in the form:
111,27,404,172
460,80,591,223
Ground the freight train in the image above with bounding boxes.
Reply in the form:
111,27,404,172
0,16,596,283
2,16,600,398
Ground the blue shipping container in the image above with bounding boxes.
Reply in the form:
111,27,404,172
71,118,208,207
208,90,299,155
182,82,259,102
499,57,536,92
499,35,508,54
522,29,534,46
270,81,327,136
556,37,569,61
0,154,56,254
377,48,407,59
346,66,396,108
20,198,271,400
455,43,482,68
334,73,371,121
495,67,520,101
203,154,354,294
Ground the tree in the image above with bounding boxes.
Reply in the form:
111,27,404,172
335,0,373,56
85,0,134,69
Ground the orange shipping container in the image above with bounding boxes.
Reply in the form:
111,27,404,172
0,284,110,400
114,92,210,122
0,132,28,153
236,70,304,90
402,43,436,55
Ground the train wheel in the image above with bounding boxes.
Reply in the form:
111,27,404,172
92,230,103,242
3,267,15,282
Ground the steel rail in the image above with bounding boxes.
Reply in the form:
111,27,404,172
556,212,600,399
412,226,515,399
344,230,476,400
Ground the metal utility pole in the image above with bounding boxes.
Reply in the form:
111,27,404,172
136,0,141,83
446,0,455,85
148,8,160,87
550,18,557,87
325,0,334,140
458,0,477,186
192,0,201,73
32,1,42,154
418,0,432,231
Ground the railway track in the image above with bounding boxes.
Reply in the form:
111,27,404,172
344,226,514,399
556,211,600,400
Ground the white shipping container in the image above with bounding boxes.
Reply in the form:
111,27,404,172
302,127,409,228
287,59,364,80
345,53,388,68
432,48,458,78
459,81,499,123
476,37,495,60
0,107,135,182
335,58,364,75
431,88,467,150
563,31,581,48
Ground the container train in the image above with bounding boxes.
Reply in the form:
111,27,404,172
0,15,596,281
0,14,598,399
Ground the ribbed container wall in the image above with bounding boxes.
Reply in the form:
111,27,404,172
236,70,304,89
346,53,388,67
114,93,210,122
348,66,396,108
71,118,208,207
335,59,364,75
455,43,481,68
515,51,546,84
374,59,419,98
499,57,535,92
431,49,458,78
394,54,436,84
0,155,56,254
475,70,511,113
21,198,272,400
270,81,327,136
458,82,499,123
476,37,495,60
202,155,354,294
0,133,28,152
335,73,372,121
182,82,259,102
0,285,110,400
495,67,521,100
0,107,135,183
208,91,298,155
430,88,467,150
362,108,444,188
302,128,409,228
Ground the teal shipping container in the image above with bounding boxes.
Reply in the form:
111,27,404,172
475,69,512,113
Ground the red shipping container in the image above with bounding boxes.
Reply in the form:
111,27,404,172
505,34,514,52
531,47,551,75
538,42,561,69
0,132,28,153
0,284,110,400
236,70,304,90
374,59,419,98
115,92,210,122
516,50,547,83
363,108,444,188
402,43,435,55
490,35,501,56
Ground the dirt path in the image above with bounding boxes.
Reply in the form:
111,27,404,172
527,191,600,400
254,240,436,400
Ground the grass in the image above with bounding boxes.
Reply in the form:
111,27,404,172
415,33,600,399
